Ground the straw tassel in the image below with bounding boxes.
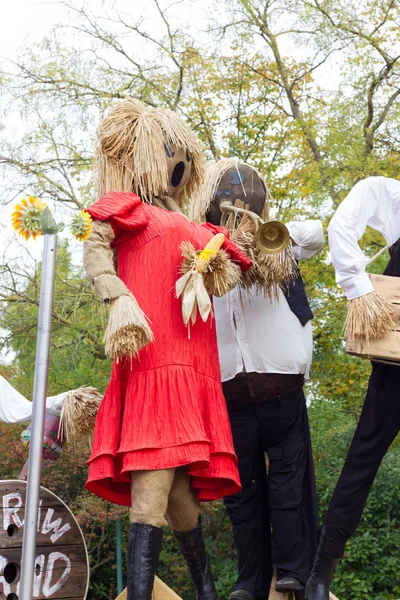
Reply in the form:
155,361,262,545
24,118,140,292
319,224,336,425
257,245,298,291
232,217,298,299
104,293,154,359
59,387,103,441
345,291,396,342
202,250,241,297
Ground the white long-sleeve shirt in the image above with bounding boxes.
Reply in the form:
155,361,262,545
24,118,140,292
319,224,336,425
0,375,65,423
214,220,324,382
328,177,400,299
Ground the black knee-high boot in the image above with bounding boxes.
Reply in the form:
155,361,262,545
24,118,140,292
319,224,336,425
173,519,218,600
127,523,163,600
305,528,342,600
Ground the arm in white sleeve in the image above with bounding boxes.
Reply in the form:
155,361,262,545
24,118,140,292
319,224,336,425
0,376,32,423
328,177,400,300
0,376,68,423
286,220,325,261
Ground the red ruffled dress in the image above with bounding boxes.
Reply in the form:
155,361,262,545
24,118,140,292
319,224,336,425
85,192,252,506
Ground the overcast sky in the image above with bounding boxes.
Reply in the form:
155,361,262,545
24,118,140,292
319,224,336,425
1,1,59,55
0,2,59,258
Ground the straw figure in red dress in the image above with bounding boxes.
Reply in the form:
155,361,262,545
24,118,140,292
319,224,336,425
83,99,252,600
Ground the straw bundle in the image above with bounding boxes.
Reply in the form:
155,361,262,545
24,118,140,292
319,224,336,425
59,387,103,441
104,293,154,359
96,99,205,208
231,217,263,290
345,291,396,342
232,215,298,300
257,244,298,291
180,242,241,297
203,250,242,296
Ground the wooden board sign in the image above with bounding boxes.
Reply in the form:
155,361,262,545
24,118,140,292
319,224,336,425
346,274,400,365
0,480,89,599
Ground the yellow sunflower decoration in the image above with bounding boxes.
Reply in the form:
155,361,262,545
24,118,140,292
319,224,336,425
70,209,92,242
11,196,47,240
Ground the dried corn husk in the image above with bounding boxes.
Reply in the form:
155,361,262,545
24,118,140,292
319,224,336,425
104,293,154,359
59,387,103,441
345,291,396,342
196,233,225,272
180,242,241,297
176,234,228,326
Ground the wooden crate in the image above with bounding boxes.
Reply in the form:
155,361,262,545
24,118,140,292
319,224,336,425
346,274,400,365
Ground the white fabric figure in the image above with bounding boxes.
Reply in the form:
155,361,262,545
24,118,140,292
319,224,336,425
214,220,324,381
328,176,400,299
0,375,65,423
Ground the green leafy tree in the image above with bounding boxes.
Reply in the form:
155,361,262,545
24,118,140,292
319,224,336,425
1,0,400,597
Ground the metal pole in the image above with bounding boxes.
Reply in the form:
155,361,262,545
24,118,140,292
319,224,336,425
116,518,123,595
19,234,57,600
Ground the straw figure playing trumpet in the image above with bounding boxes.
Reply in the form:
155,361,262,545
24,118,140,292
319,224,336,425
82,99,252,600
191,158,325,600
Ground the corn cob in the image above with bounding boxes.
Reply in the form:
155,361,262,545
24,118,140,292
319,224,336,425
196,233,225,273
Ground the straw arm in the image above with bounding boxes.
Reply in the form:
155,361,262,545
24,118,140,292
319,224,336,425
83,220,129,302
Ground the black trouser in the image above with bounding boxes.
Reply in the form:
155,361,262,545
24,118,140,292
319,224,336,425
323,361,400,558
223,378,318,599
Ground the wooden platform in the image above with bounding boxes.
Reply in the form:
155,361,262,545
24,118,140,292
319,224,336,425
346,274,400,365
115,574,340,599
116,577,180,600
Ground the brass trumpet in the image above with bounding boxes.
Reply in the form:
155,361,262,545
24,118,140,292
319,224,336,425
219,201,290,255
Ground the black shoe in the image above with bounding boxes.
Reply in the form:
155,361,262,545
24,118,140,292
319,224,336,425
276,576,304,592
173,519,218,600
305,528,339,600
228,591,255,600
127,522,163,600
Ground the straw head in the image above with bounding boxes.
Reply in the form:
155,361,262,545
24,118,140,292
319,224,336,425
96,98,205,208
190,157,270,223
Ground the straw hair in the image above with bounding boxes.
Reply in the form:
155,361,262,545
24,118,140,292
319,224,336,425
104,293,154,359
180,242,241,297
345,291,396,342
97,98,205,208
59,387,103,441
190,157,270,223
